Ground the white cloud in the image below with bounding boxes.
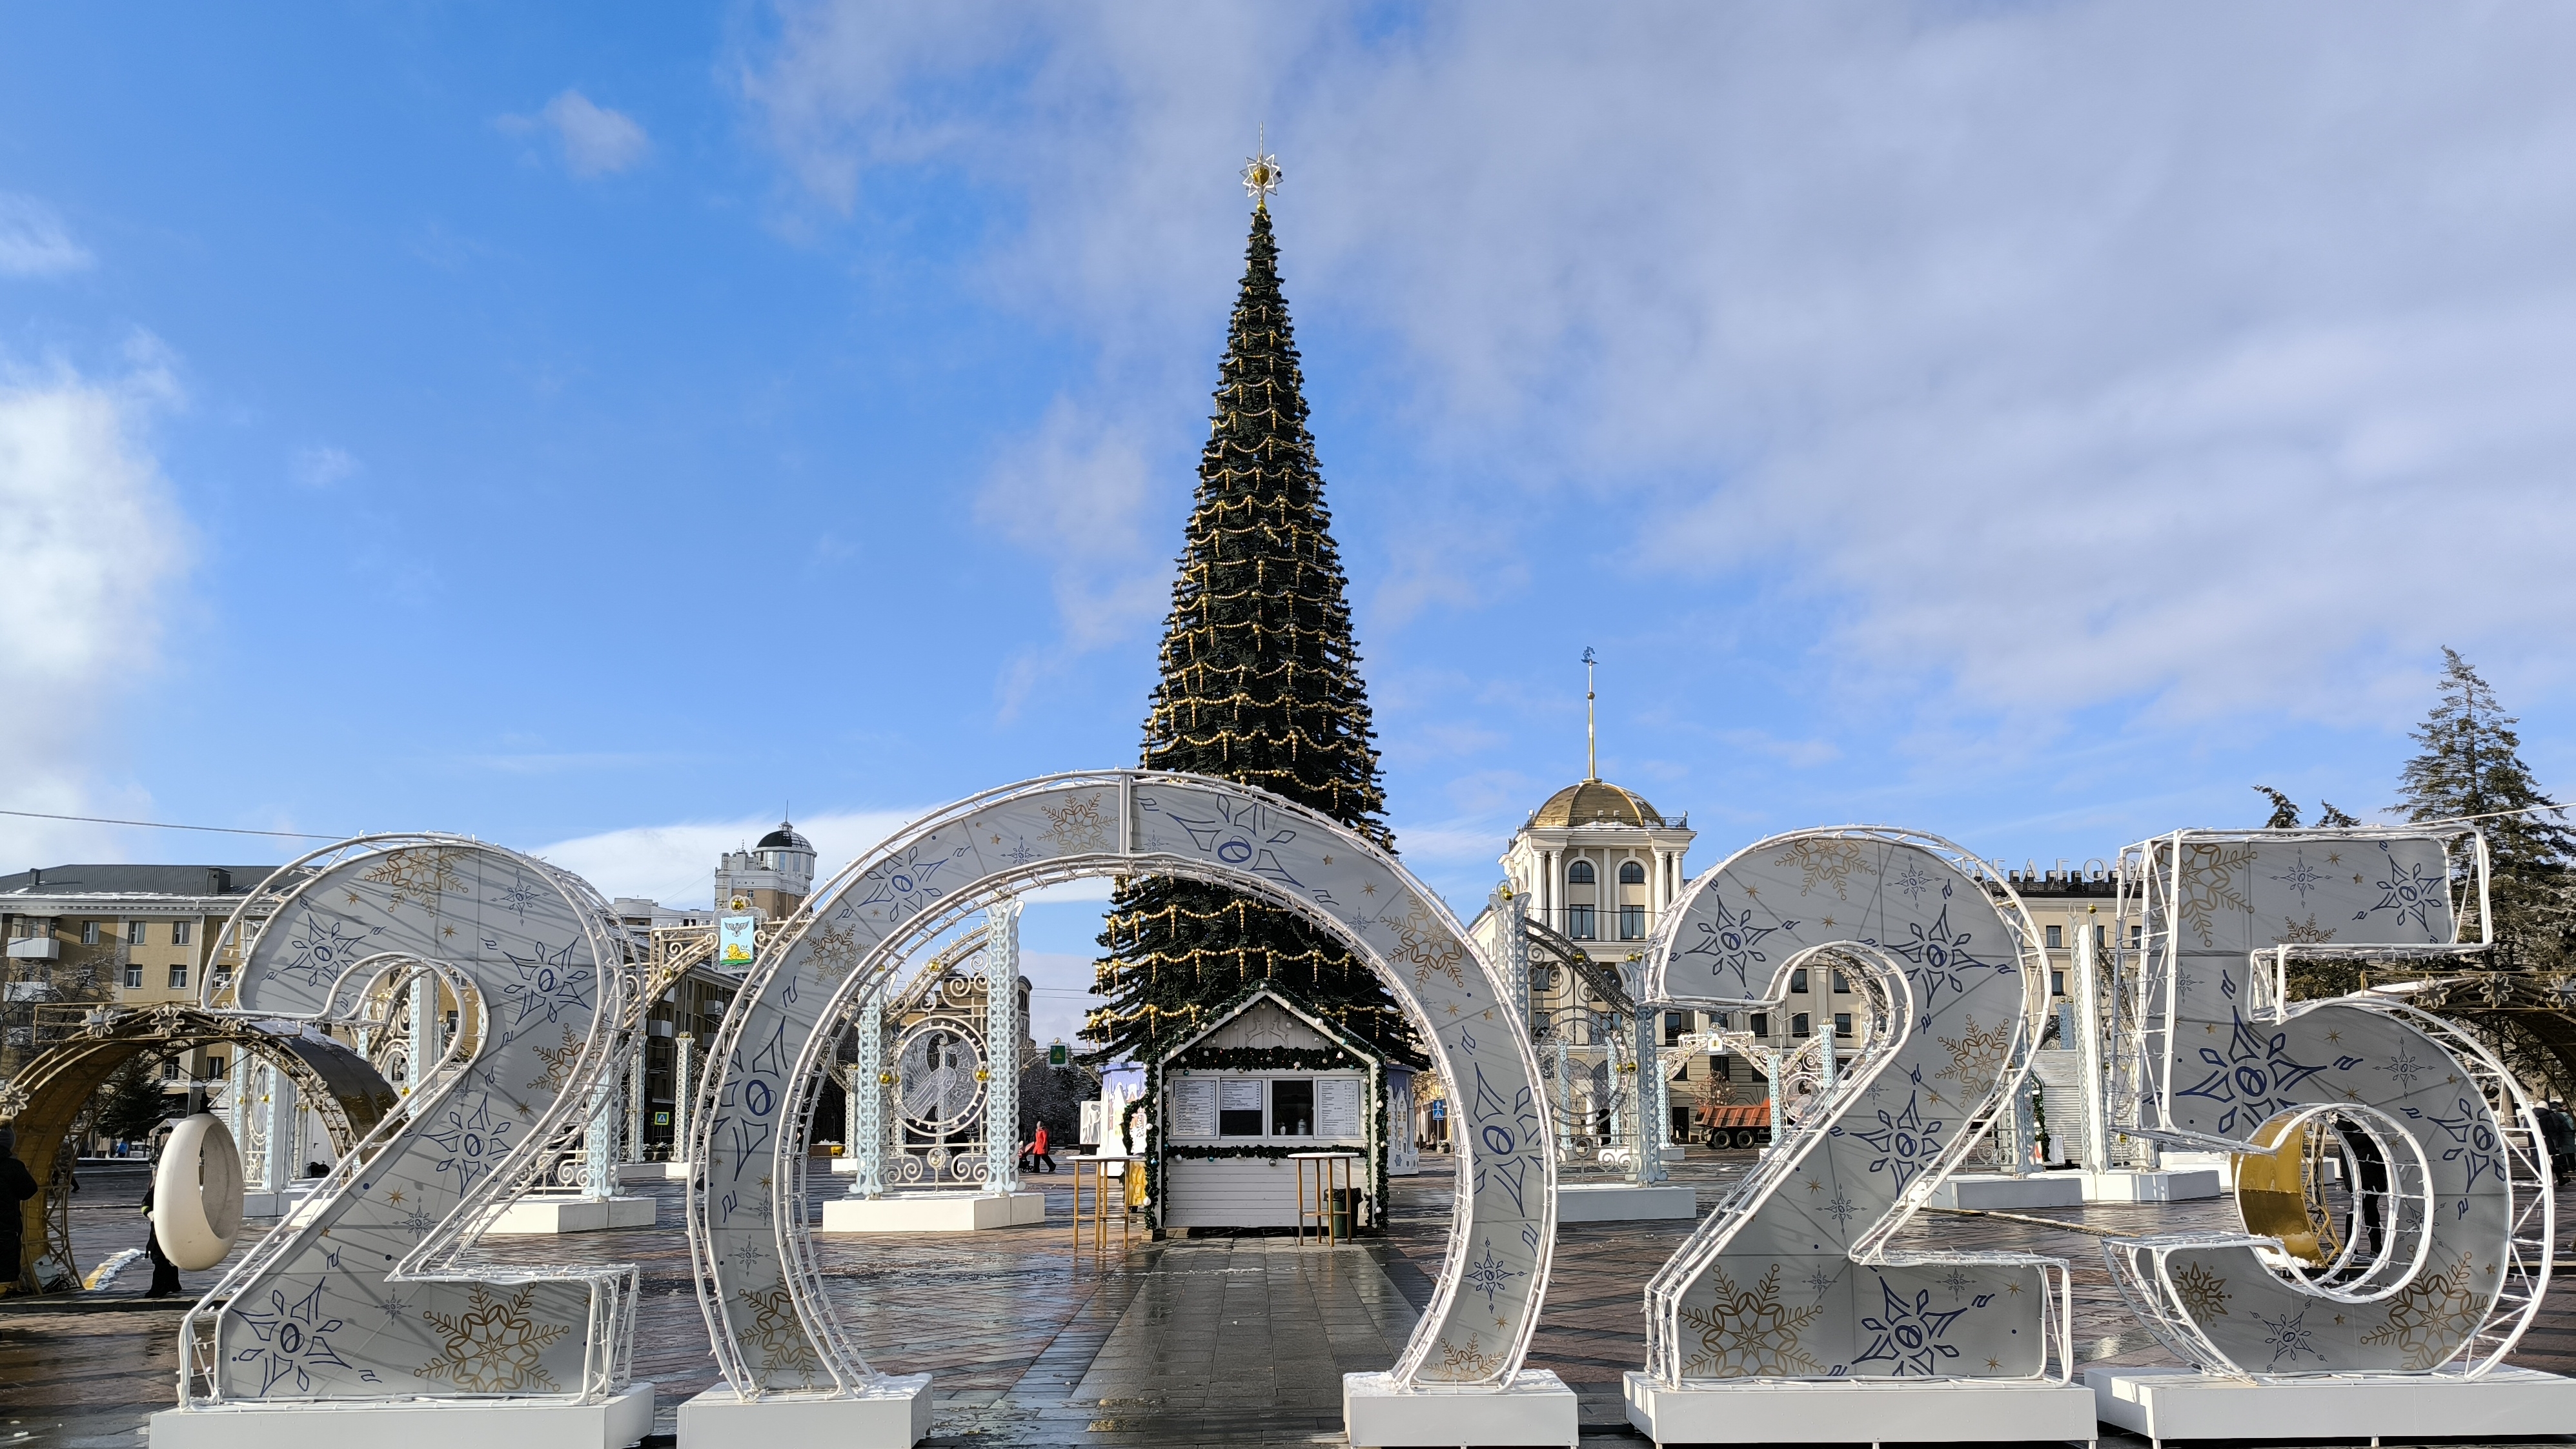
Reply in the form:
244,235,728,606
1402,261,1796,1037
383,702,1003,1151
292,443,359,488
506,90,652,177
0,343,189,863
0,194,93,278
743,4,2576,727
529,807,923,907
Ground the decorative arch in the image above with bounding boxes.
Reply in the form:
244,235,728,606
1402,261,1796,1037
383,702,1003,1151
1,1007,398,1293
687,771,1556,1396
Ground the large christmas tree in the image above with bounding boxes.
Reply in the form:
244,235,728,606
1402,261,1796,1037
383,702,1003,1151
1086,172,1419,1068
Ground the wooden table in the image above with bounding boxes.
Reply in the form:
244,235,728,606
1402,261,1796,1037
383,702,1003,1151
1070,1154,1134,1253
1291,1151,1360,1246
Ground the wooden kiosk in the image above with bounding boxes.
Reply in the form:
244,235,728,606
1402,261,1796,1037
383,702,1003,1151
1149,984,1390,1234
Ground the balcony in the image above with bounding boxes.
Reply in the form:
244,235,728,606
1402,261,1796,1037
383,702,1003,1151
6,938,59,960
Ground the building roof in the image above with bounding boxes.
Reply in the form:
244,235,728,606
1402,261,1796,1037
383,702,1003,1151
0,864,283,900
1529,779,1667,829
755,822,813,851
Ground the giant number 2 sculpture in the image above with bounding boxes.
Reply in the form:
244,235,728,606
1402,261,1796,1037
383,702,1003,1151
2105,829,2553,1377
1630,829,2096,1443
161,836,648,1441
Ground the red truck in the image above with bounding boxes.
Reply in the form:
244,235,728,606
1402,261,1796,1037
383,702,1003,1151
1696,1101,1772,1149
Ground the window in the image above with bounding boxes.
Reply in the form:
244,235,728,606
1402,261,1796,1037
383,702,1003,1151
1619,904,1646,939
1834,1011,1852,1035
126,920,147,945
1218,1079,1264,1137
2051,971,2065,997
1618,860,1645,886
207,1056,224,1078
2045,924,2063,949
1791,1012,1812,1038
1663,1011,1686,1045
82,922,100,946
2131,924,2144,947
1567,904,1596,939
123,964,143,989
1711,1055,1732,1082
169,964,189,991
1705,1010,1730,1030
1790,968,1809,993
172,921,192,946
1566,860,1596,886
2095,924,2107,948
1750,1012,1770,1038
1270,1079,1314,1136
159,1059,180,1080
1832,971,1851,993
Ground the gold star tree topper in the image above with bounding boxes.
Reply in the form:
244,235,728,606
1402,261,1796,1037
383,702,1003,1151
1241,131,1282,208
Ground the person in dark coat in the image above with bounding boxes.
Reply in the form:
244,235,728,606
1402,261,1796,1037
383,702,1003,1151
0,1125,39,1291
141,1169,183,1299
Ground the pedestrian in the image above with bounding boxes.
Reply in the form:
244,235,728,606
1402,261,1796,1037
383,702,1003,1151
141,1168,183,1299
0,1125,39,1293
1022,1120,1055,1175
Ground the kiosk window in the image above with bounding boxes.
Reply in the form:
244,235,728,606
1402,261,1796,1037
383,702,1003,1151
1271,1079,1314,1136
1218,1079,1265,1137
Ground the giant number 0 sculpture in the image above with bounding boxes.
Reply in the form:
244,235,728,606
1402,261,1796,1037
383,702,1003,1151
680,772,1568,1448
1627,828,2098,1446
153,836,651,1449
2089,829,2568,1441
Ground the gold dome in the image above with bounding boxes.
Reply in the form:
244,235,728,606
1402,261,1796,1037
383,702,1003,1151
1530,779,1665,829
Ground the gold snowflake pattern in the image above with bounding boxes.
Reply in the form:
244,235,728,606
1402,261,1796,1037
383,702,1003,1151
1772,840,1875,901
2273,915,2337,946
2173,843,2256,947
525,1026,583,1095
1041,794,1111,853
806,920,864,988
1426,1332,1506,1382
1935,1015,2013,1103
1392,895,1466,991
738,1281,822,1386
2171,1262,2229,1319
1679,1263,1827,1378
416,1284,568,1393
361,847,466,913
2360,1250,2490,1370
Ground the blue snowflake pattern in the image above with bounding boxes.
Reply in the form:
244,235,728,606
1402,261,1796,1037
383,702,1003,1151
2175,1007,2357,1137
2382,1048,2429,1093
1462,1239,1526,1313
2402,1096,2504,1201
273,916,371,989
1821,1191,1858,1228
2364,854,2444,933
2269,850,2326,905
1679,897,1797,995
1891,860,1938,903
489,874,545,921
2253,1306,2325,1370
230,1281,380,1395
1887,898,2010,1018
1838,1091,1945,1193
500,940,594,1028
1853,1277,1972,1376
423,1095,514,1197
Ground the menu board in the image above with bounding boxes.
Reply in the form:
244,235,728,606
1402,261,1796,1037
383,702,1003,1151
1172,1077,1218,1139
1219,1079,1264,1113
1316,1077,1361,1139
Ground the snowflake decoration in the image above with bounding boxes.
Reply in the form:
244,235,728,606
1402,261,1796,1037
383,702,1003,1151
1805,1266,1840,1301
2274,914,2337,945
1853,1277,1972,1376
1938,1268,1974,1300
525,1025,584,1095
501,939,594,1029
2382,1047,2429,1093
849,844,959,925
2269,849,2327,905
273,915,372,989
1462,1239,1525,1313
1680,897,1796,995
1935,1014,2013,1104
360,847,465,913
1040,793,1112,853
377,1289,411,1323
2358,1250,2488,1370
2175,1006,2354,1137
2402,1096,2504,1197
230,1281,378,1395
396,1204,438,1240
804,920,864,988
1002,837,1041,867
738,1281,822,1384
2170,1262,2229,1319
1679,1263,1825,1377
1392,894,1467,991
1159,795,1304,886
417,1284,569,1393
2367,856,2445,933
2173,842,2257,947
1840,1091,1945,1193
1891,859,1937,902
1242,145,1283,205
1889,902,2009,1018
423,1094,514,1197
1821,1191,1858,1229
1772,840,1874,901
2252,1305,2325,1370
488,873,545,922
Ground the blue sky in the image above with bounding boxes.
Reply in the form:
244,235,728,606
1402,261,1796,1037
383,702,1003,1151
8,5,2576,1044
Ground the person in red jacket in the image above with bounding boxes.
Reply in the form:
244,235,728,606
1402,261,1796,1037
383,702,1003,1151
1022,1121,1055,1175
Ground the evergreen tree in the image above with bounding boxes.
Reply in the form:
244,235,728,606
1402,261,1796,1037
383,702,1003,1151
2312,802,2361,828
96,1058,175,1144
1088,195,1417,1068
2395,648,2576,969
2255,786,2302,829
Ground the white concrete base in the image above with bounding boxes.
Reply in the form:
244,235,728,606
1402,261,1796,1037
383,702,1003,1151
818,1191,1046,1233
151,1384,653,1449
1345,1370,1577,1447
2088,1365,2576,1445
1625,1372,2096,1446
482,1195,658,1235
2158,1151,2237,1190
2078,1168,2223,1204
829,1155,858,1175
678,1378,931,1449
1928,1173,2084,1210
615,1160,690,1184
1555,1183,1698,1222
239,1187,316,1219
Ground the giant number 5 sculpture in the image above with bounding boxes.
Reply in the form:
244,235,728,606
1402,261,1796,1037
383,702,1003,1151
1628,828,2097,1446
154,836,651,1449
680,772,1566,1449
2090,829,2566,1440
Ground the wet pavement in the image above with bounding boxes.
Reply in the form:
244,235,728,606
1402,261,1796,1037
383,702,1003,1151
6,1154,2575,1448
